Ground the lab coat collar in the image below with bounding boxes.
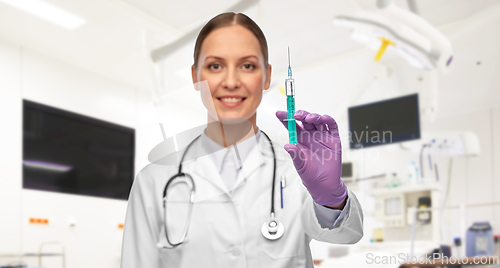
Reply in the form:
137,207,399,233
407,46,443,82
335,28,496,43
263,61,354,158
233,130,289,190
190,129,286,194
200,128,262,173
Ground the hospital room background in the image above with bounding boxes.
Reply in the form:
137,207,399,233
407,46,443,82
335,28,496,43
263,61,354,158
0,0,499,267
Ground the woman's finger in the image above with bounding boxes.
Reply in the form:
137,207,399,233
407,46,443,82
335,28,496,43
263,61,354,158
294,110,315,131
321,114,339,136
304,113,326,132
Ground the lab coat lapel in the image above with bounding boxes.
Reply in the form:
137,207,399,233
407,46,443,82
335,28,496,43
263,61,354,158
233,135,266,189
189,132,290,195
190,138,229,196
233,134,288,190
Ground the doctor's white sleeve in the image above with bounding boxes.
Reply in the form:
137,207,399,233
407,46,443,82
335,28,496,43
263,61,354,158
120,170,162,268
312,198,350,229
301,187,364,244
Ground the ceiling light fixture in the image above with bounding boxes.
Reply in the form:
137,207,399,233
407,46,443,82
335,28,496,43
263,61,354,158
0,0,86,30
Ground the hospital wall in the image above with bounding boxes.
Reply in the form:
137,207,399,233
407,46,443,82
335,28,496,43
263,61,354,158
0,37,140,268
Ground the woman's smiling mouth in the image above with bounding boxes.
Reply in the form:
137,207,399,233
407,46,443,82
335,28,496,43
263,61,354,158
217,96,247,107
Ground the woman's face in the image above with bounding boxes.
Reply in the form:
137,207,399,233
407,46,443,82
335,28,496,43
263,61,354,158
192,24,272,121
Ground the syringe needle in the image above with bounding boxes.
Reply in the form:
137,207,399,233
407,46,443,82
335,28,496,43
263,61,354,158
287,46,290,67
287,46,292,77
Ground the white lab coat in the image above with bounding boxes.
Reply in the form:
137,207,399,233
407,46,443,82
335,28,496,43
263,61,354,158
120,133,363,268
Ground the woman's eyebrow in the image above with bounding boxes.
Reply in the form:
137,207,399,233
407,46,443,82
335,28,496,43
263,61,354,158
240,55,258,60
204,55,259,61
205,56,225,61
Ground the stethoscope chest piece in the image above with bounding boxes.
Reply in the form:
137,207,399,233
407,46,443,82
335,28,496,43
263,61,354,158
261,218,285,240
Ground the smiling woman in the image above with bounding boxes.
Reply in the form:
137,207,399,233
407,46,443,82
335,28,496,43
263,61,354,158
120,12,364,268
191,13,272,143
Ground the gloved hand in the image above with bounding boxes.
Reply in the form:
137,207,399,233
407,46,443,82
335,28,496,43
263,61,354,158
276,110,347,208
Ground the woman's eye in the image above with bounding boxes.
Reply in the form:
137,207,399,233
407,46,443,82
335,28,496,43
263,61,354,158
209,64,221,70
242,63,255,70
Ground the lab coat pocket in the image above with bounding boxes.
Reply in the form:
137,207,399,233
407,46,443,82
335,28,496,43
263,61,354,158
262,237,302,259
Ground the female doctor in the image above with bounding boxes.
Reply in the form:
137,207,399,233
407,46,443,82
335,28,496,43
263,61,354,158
120,12,363,268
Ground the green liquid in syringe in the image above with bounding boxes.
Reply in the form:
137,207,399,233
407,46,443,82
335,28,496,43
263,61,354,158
287,95,298,144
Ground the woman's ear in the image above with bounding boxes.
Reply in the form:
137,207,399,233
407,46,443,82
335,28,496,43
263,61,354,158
264,64,272,90
192,64,199,91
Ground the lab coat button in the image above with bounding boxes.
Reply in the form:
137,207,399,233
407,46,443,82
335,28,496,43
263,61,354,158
230,247,241,256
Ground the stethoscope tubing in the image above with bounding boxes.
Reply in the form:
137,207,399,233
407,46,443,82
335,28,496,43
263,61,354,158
161,130,281,248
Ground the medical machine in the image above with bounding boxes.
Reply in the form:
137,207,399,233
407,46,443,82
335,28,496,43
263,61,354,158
411,131,481,158
348,93,420,149
375,193,406,228
340,162,358,183
416,197,431,224
466,222,495,257
370,183,440,241
284,47,298,145
158,131,285,249
22,100,135,200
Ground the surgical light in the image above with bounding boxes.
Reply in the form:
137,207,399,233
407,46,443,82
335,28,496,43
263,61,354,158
334,0,452,72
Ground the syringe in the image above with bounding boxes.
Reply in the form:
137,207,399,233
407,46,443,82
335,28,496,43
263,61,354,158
285,47,298,145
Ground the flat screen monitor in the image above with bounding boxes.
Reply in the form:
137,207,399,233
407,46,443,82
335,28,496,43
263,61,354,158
23,100,135,200
348,93,420,149
341,162,353,178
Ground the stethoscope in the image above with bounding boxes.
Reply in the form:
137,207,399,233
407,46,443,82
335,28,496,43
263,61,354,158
158,130,284,249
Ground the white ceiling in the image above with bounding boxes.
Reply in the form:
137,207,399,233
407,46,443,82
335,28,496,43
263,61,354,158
122,0,242,31
0,0,497,93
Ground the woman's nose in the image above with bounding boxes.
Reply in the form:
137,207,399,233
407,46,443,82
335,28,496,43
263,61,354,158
222,68,240,89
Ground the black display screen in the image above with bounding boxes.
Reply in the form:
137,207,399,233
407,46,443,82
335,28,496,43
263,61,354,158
23,100,135,200
348,94,420,149
341,162,353,178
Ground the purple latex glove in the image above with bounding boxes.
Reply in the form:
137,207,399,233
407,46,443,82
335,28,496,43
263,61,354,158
276,110,347,207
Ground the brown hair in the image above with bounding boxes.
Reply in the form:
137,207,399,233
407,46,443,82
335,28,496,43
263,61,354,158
193,12,268,69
